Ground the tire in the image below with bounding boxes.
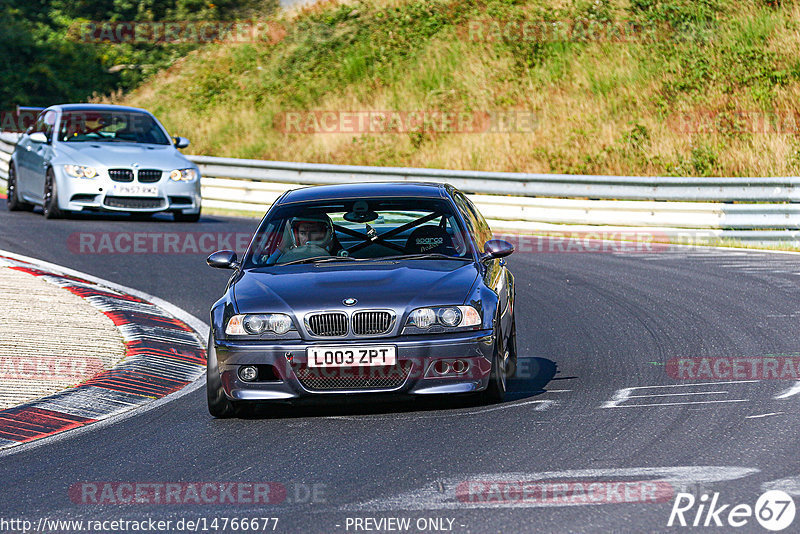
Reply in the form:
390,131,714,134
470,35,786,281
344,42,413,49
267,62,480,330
173,210,201,222
206,333,239,418
481,327,508,404
6,164,34,212
42,169,63,219
506,313,518,379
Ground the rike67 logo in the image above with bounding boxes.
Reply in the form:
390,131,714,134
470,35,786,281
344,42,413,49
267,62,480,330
668,490,796,531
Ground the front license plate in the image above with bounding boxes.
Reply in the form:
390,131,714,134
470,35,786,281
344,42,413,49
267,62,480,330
307,345,397,367
112,184,159,196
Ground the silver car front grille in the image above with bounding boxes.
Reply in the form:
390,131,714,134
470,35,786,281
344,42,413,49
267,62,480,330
104,196,165,209
108,169,134,182
352,311,393,335
307,312,348,337
137,169,162,183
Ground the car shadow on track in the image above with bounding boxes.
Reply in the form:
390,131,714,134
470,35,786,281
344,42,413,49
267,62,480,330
232,357,558,420
505,357,559,402
6,208,252,225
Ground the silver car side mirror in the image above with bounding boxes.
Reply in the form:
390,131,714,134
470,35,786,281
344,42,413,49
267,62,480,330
173,136,190,149
29,132,49,144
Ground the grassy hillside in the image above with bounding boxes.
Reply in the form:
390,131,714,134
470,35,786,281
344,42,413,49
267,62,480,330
112,0,800,177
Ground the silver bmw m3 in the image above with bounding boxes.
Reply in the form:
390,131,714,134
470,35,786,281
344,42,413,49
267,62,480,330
7,104,202,221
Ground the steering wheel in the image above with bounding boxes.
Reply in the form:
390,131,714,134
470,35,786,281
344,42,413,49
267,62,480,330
277,244,331,263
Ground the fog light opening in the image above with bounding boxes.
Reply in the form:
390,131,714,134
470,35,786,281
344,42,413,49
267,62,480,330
239,365,258,382
432,360,451,376
451,359,469,374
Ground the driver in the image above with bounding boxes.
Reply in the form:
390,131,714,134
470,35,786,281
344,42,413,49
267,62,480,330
283,214,342,256
293,218,330,247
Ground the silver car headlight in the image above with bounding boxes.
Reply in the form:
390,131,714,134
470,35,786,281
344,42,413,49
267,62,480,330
63,165,98,179
170,168,198,182
226,314,294,335
405,306,481,329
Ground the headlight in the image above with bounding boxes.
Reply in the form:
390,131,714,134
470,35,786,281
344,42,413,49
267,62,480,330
170,168,197,181
226,314,294,335
409,308,436,329
406,306,481,329
64,165,97,178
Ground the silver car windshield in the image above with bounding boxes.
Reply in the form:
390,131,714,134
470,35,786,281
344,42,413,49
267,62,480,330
57,110,170,145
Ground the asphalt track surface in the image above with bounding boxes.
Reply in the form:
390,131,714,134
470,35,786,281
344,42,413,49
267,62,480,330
1,205,800,533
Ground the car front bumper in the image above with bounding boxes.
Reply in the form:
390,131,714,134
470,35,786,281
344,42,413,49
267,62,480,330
56,168,201,214
214,330,496,401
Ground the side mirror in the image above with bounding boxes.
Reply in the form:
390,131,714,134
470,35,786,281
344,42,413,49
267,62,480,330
207,250,239,269
483,239,514,260
29,132,49,144
173,136,190,149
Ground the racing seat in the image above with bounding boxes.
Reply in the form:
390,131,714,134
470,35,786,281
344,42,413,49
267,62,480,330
405,225,457,255
114,127,139,142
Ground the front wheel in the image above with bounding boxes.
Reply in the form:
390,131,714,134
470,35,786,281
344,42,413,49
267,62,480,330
481,331,508,404
6,164,34,212
506,314,518,379
207,334,238,418
42,169,63,219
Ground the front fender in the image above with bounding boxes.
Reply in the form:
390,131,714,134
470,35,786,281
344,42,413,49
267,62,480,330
467,283,500,331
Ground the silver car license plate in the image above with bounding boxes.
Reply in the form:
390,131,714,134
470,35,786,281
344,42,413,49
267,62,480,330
112,184,159,196
307,345,397,367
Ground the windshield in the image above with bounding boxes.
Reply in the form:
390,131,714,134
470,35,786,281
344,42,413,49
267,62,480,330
244,197,474,268
57,110,170,145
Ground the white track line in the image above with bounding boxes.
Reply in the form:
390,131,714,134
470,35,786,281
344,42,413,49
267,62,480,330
326,399,558,421
775,381,800,399
606,399,749,408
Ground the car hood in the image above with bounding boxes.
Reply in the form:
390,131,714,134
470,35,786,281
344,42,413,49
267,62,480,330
57,142,192,169
232,260,480,314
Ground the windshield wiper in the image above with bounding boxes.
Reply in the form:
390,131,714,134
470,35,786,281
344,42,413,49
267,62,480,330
384,253,472,261
279,256,358,266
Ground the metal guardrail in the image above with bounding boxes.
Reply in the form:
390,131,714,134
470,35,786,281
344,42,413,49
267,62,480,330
2,131,800,243
189,154,800,203
0,133,17,183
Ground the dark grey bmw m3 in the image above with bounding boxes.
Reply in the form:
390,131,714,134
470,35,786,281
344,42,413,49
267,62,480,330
205,182,516,417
